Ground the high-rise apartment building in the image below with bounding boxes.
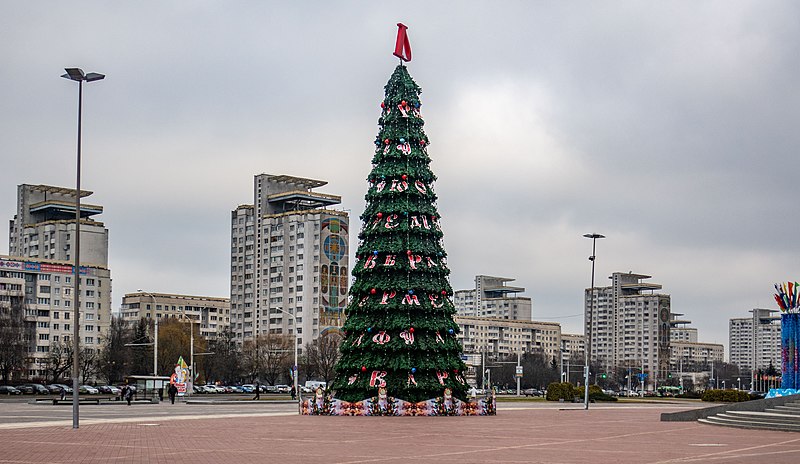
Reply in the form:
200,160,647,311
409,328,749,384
585,272,672,388
729,308,781,372
454,275,532,320
120,292,230,339
9,184,109,266
4,184,112,381
230,174,348,351
0,255,111,380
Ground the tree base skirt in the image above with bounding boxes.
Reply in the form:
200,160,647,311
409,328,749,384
301,394,496,416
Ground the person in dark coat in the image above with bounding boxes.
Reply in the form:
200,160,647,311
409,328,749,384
125,385,134,406
253,381,260,400
168,383,178,404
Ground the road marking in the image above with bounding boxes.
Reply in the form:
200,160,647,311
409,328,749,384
0,411,297,430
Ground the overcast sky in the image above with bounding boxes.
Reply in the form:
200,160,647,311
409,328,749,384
3,1,799,352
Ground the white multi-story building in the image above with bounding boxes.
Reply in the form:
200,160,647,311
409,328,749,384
585,272,672,389
120,292,230,339
454,275,531,320
0,255,111,380
561,332,586,361
5,183,112,381
669,313,698,343
729,308,781,372
455,316,562,362
230,174,348,352
670,341,724,370
9,184,108,266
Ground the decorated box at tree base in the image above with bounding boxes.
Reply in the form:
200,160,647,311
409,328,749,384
782,312,800,390
302,387,496,416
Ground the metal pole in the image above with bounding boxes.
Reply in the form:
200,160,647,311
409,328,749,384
584,235,600,410
294,332,298,412
483,348,487,391
72,79,83,429
516,351,521,396
190,317,194,389
276,307,299,411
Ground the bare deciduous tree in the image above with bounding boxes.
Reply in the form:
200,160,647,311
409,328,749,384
0,299,32,383
305,333,342,387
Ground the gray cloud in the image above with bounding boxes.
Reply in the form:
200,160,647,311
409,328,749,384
2,1,798,351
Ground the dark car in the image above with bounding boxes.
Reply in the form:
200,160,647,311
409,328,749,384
19,383,49,395
523,388,543,397
49,384,73,394
0,385,22,395
14,384,34,394
45,384,62,394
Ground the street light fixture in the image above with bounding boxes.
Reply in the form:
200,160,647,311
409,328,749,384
583,233,605,410
276,307,299,412
62,67,104,430
138,290,158,376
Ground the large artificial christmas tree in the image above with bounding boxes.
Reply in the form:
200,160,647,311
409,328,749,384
330,63,470,405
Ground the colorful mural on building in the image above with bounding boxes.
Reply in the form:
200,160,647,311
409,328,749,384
320,216,348,332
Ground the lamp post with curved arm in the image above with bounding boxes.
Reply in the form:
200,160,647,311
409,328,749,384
61,67,104,430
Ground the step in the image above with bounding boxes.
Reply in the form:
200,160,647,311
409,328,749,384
722,412,800,425
700,416,800,432
772,405,800,413
775,401,800,408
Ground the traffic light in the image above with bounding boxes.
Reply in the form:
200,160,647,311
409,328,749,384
601,373,607,379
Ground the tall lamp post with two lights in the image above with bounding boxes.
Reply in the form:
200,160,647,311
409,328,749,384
583,233,605,410
61,67,104,429
276,308,299,411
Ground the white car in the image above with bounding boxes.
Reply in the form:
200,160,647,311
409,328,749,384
79,385,99,394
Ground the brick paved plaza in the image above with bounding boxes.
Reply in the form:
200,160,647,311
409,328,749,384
1,402,800,463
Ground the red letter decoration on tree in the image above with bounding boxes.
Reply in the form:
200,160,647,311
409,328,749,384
393,23,412,62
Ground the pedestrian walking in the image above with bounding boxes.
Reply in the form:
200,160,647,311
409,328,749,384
290,386,296,401
59,386,67,401
168,383,178,404
125,385,134,406
253,381,260,400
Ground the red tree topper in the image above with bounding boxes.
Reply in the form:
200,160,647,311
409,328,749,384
393,23,412,62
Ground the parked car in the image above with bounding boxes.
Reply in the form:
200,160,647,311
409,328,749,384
97,385,121,395
265,385,279,393
276,385,291,394
240,384,255,393
45,384,61,394
228,386,243,393
79,385,99,394
523,388,543,397
14,385,34,394
52,384,74,394
0,385,22,395
20,383,49,395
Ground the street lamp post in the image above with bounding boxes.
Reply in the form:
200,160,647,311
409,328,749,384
276,308,299,411
61,67,104,430
181,307,194,394
583,233,605,410
138,290,158,376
